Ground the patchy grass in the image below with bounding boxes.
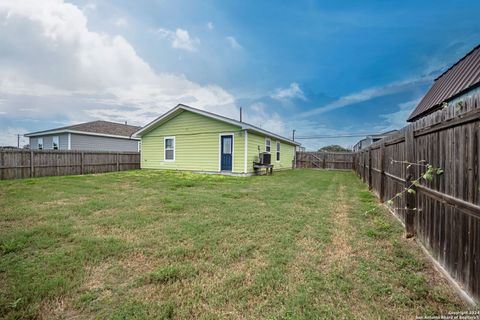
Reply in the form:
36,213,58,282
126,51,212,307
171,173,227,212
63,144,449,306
0,169,466,319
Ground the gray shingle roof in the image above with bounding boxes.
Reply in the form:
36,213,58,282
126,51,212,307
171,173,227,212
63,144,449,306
25,121,141,138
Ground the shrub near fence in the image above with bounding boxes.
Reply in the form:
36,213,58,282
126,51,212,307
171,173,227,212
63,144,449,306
353,93,480,304
0,150,140,180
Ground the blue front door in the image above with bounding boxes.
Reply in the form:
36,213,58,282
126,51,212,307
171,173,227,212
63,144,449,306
221,135,233,171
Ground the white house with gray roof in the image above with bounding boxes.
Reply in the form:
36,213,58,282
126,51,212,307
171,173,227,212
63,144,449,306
24,121,141,152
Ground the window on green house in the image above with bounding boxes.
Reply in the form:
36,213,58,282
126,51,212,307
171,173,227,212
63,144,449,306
276,142,280,161
164,136,175,161
265,138,271,152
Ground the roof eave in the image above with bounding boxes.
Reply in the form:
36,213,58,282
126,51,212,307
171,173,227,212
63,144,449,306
133,104,301,146
24,129,140,140
244,127,300,146
133,104,244,137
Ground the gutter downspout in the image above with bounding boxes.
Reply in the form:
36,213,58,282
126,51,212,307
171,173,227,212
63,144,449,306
244,130,248,174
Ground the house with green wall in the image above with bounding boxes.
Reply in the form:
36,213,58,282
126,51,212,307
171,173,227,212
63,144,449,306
134,104,300,175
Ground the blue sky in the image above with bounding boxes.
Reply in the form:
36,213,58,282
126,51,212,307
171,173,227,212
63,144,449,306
0,0,479,149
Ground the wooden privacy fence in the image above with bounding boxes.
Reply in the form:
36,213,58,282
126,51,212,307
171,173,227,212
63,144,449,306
0,150,140,180
353,93,480,304
296,151,353,170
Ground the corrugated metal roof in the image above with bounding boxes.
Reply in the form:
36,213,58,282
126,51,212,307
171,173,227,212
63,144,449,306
407,45,480,122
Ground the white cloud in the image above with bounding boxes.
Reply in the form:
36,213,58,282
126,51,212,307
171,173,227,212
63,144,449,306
0,127,29,147
240,105,361,150
206,22,214,30
0,0,237,126
114,17,127,27
83,3,96,12
226,36,241,49
376,98,419,131
157,28,199,51
245,103,288,136
271,82,306,101
299,76,433,117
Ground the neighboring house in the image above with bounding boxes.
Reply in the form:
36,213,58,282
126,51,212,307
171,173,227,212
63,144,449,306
353,130,397,151
134,104,301,175
408,44,480,122
25,121,141,152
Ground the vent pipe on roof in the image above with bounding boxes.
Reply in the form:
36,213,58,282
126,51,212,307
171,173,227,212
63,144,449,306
239,107,243,122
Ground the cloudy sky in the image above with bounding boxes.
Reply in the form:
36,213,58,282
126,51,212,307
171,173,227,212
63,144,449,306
0,0,479,149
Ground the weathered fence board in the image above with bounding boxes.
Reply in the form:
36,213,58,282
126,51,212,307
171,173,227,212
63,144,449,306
353,93,480,303
295,151,353,170
0,150,140,180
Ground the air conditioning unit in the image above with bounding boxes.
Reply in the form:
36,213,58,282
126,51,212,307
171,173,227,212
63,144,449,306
259,152,271,165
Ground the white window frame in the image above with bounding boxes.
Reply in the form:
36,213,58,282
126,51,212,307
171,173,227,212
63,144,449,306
276,141,280,162
37,137,43,150
52,136,59,150
164,136,175,162
265,138,271,153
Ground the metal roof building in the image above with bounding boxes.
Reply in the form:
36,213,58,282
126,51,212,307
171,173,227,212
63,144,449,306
408,45,480,122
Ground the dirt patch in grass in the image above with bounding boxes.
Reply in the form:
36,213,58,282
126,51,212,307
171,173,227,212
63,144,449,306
121,251,160,273
39,196,89,208
37,297,79,320
126,249,271,320
84,261,112,291
91,224,142,243
321,185,353,268
80,250,162,309
91,208,118,218
288,225,318,283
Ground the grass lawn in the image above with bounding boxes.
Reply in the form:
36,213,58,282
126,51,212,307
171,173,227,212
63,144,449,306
0,169,466,319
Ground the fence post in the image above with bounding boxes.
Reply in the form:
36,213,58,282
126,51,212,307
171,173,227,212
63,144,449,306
322,153,326,169
362,150,366,182
379,142,385,202
80,152,84,175
30,150,34,178
56,152,60,176
404,126,416,238
116,153,120,171
368,147,372,189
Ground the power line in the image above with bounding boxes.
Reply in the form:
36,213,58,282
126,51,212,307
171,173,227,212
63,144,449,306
296,133,384,139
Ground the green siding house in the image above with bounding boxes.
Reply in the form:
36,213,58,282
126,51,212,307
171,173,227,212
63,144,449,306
134,104,300,175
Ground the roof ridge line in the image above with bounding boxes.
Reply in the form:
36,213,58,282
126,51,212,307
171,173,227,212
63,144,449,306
434,44,480,81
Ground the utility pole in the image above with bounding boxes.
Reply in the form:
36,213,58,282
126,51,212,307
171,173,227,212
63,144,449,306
17,134,20,148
